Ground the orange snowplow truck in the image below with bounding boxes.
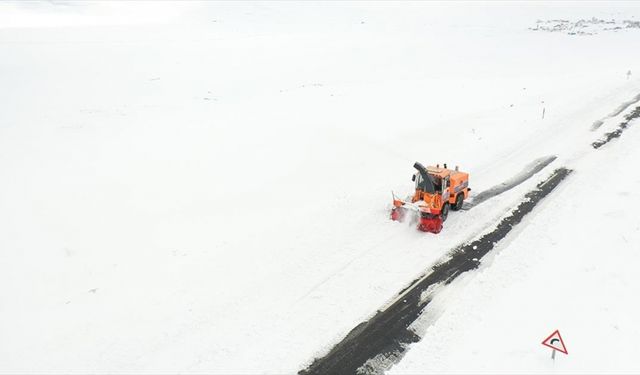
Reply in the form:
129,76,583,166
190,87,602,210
391,162,470,233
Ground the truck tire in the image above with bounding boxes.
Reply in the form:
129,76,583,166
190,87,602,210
452,193,464,211
441,203,449,222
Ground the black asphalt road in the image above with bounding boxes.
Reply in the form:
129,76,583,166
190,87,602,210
300,168,572,375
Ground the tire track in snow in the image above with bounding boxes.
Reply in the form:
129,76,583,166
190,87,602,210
461,155,557,210
591,93,640,131
299,168,572,375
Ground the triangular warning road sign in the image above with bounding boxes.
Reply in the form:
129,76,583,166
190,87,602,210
542,329,568,354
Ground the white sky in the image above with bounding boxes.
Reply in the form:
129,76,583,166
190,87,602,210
0,0,199,28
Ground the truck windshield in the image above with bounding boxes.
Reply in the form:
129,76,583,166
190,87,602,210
415,172,435,193
432,176,442,192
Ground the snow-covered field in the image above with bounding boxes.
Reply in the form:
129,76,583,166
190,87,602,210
1,1,639,373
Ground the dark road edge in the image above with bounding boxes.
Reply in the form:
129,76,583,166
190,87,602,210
299,167,572,375
592,105,640,149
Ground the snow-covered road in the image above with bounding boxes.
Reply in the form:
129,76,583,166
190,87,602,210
303,167,573,374
303,93,640,373
391,100,640,375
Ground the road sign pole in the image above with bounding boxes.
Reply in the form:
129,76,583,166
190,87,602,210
551,348,556,360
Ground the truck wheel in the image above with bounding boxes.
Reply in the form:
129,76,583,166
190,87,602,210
441,203,449,222
452,193,464,211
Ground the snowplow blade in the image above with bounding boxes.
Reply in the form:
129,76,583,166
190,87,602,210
391,205,442,234
418,214,443,233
